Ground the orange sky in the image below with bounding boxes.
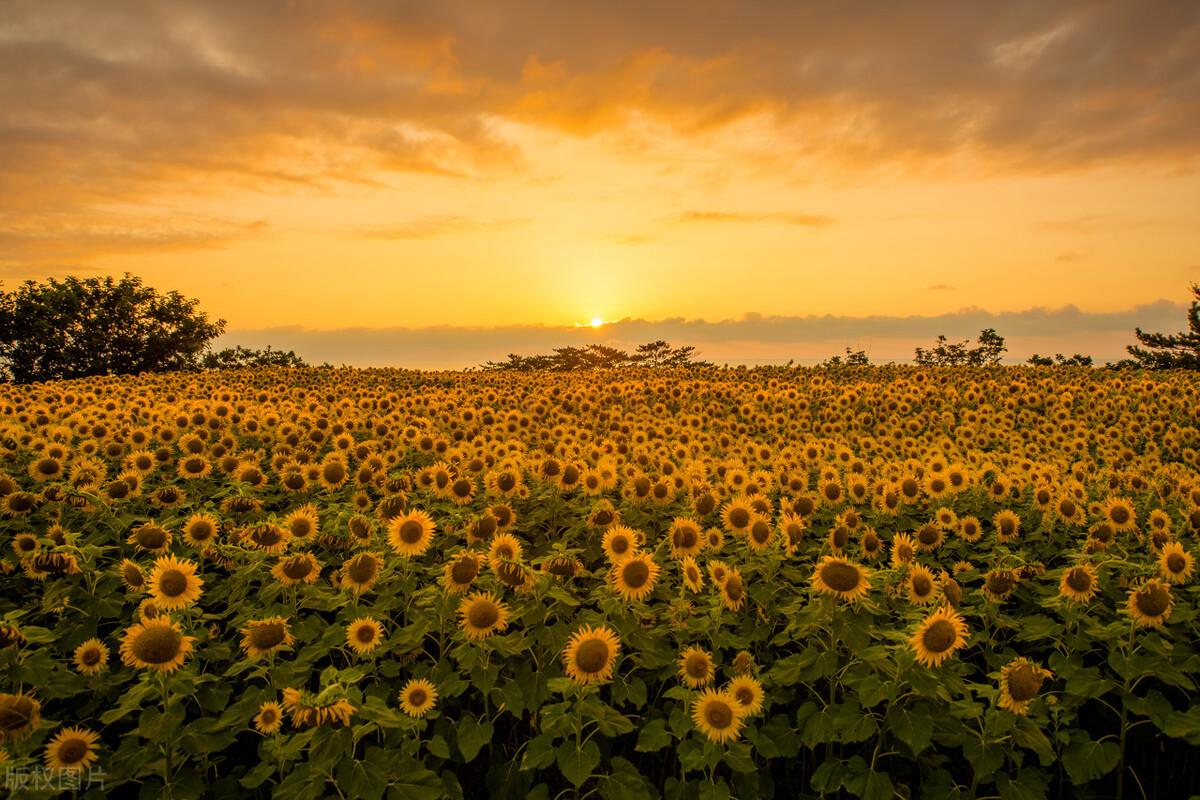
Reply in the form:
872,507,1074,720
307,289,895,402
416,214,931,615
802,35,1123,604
1,1,1198,362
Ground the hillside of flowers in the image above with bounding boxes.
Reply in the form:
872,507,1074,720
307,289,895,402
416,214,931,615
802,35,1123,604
1,365,1199,799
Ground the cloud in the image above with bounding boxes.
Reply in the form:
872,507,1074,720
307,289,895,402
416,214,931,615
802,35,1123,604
925,284,956,291
1055,250,1089,262
674,210,837,228
218,299,1188,369
355,216,529,240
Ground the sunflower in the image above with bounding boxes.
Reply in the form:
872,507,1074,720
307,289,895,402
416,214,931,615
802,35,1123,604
119,618,194,673
43,726,101,772
11,532,39,559
957,516,983,542
340,552,383,594
176,454,212,480
0,624,22,650
910,606,970,668
1159,541,1194,584
747,517,774,551
732,650,754,676
346,617,385,655
1127,579,1173,627
1103,497,1138,532
611,554,660,602
811,556,871,602
890,532,916,567
993,510,1021,543
720,567,747,611
181,512,220,549
458,591,510,640
905,564,939,605
73,638,109,675
677,646,715,688
720,500,755,535
543,556,583,580
0,692,41,741
563,624,621,685
1059,563,1098,602
681,556,705,593
691,689,744,744
147,555,204,610
997,658,1052,716
487,532,523,566
242,523,290,554
398,678,438,718
708,559,730,587
317,458,350,491
601,526,639,563
704,527,726,552
127,522,172,553
668,518,704,558
272,552,322,586
254,701,284,735
982,569,1019,603
387,510,436,557
443,553,481,594
281,687,357,727
240,617,295,659
283,504,319,542
726,676,765,716
778,514,807,554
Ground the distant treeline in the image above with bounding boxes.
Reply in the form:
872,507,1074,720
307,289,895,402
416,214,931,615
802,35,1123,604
482,341,711,371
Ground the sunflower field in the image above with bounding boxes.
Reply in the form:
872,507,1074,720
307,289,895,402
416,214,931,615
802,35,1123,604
2,366,1200,799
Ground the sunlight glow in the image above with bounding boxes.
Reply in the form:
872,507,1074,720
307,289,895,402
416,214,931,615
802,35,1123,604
590,316,604,328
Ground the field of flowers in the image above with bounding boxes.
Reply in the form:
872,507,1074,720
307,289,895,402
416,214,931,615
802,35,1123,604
1,365,1200,799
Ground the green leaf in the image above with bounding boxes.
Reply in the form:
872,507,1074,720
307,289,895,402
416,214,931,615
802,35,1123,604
1161,707,1200,744
1061,735,1121,784
887,706,933,755
556,739,601,787
1011,719,1055,766
427,735,451,760
521,733,557,771
635,718,673,752
456,714,493,762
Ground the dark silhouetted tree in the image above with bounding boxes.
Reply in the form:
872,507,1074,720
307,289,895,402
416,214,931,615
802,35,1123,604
482,341,708,371
202,345,307,370
915,329,1007,366
822,347,870,366
0,274,225,383
1127,284,1200,369
1027,353,1093,367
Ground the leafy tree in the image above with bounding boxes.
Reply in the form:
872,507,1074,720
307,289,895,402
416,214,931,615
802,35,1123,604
482,341,708,371
0,274,225,383
201,345,307,370
915,329,1007,366
1126,283,1200,369
821,347,870,367
1027,353,1093,367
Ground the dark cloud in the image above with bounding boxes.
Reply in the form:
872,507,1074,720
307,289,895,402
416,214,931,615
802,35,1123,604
219,299,1187,369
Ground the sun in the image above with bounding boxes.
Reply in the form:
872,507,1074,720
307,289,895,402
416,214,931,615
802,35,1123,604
590,316,604,328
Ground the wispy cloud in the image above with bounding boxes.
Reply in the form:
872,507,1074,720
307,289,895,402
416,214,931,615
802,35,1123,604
355,216,529,240
925,284,955,291
673,211,837,228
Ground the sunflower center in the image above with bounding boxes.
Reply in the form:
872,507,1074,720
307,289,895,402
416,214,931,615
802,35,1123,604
498,474,516,491
674,527,698,549
399,520,424,544
1111,506,1130,524
347,557,377,583
685,654,709,679
987,574,1014,595
0,697,36,731
451,558,479,584
750,522,771,544
921,619,957,654
918,526,938,545
1066,568,1092,592
251,623,287,650
734,687,754,706
820,562,862,593
408,689,427,707
56,737,88,765
496,562,525,586
622,560,650,588
1167,554,1187,574
468,602,499,629
355,626,376,643
132,626,183,664
911,575,932,596
704,701,735,729
1059,500,1076,517
728,508,750,529
189,522,214,541
452,479,472,497
158,569,188,598
137,528,167,549
725,575,745,601
1136,585,1171,617
1007,665,1045,702
81,648,101,666
283,558,313,579
593,510,613,526
575,639,610,673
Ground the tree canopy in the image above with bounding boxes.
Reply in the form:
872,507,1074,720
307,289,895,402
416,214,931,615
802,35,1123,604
0,274,226,383
201,345,308,370
482,340,710,371
914,328,1007,366
1126,283,1200,369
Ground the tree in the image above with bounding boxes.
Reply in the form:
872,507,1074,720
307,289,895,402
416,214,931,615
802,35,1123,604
201,345,307,370
0,274,225,383
481,341,709,371
1126,283,1200,369
1027,353,1093,367
821,347,870,367
915,329,1007,366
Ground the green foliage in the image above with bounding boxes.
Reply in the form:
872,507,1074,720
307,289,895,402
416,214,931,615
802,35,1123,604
1127,283,1200,369
914,328,1007,366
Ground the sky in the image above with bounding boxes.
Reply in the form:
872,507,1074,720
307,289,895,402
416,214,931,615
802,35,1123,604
1,1,1198,366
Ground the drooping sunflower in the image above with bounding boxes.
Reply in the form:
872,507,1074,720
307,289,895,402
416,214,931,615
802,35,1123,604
1103,497,1138,533
387,510,437,557
42,726,101,772
677,646,715,688
398,678,438,718
811,556,871,602
1127,579,1173,627
181,512,220,550
691,689,744,744
1059,563,1099,602
611,554,660,602
601,525,639,563
681,556,705,593
272,552,322,586
0,692,41,741
73,638,109,675
443,552,481,594
726,676,765,716
240,617,295,660
997,658,1052,716
910,605,970,668
147,555,204,610
487,532,523,566
254,701,284,735
0,625,22,650
281,687,357,728
1159,541,1195,584
982,569,1019,603
563,624,621,685
340,552,383,594
905,563,939,605
119,618,194,673
345,617,385,655
458,591,510,640
127,522,172,553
